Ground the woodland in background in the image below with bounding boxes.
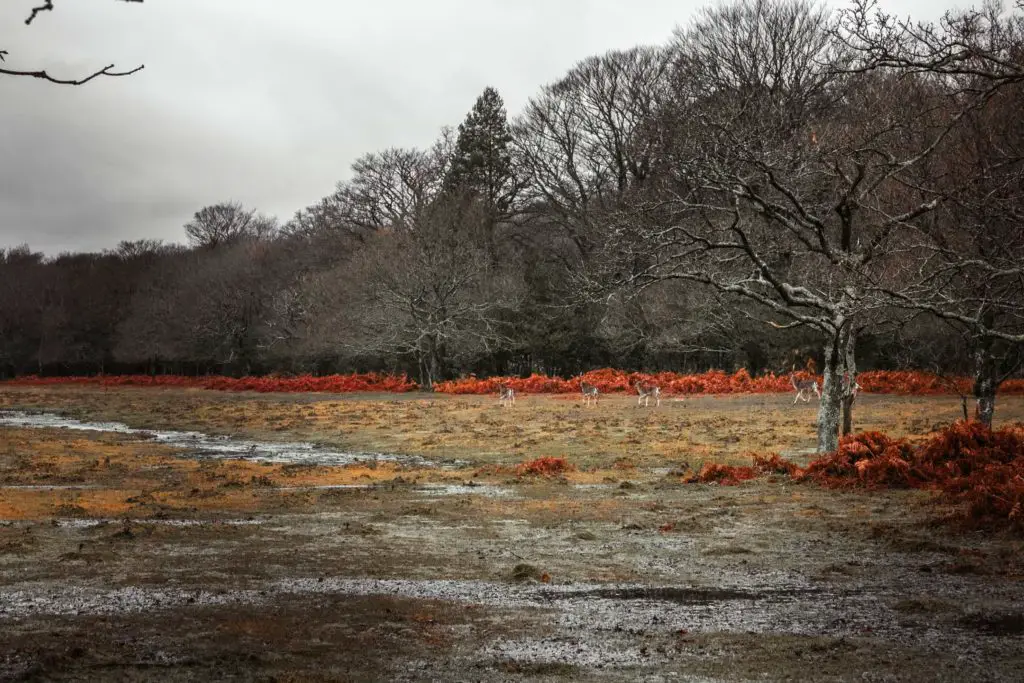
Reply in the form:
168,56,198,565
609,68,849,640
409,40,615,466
2,0,1023,448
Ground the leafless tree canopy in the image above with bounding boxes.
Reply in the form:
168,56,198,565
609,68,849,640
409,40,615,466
3,0,1022,449
184,203,277,249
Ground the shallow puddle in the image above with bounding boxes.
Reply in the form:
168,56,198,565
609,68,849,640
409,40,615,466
414,483,516,498
0,410,440,468
31,518,268,529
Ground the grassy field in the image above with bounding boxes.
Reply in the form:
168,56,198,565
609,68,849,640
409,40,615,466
2,386,1024,681
3,384,1020,468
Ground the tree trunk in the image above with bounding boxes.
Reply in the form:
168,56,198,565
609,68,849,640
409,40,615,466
417,354,433,391
418,337,446,392
841,328,857,436
817,331,843,453
841,396,854,435
973,339,997,427
427,351,441,391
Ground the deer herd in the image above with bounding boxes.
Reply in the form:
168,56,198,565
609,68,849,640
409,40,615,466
497,372,838,408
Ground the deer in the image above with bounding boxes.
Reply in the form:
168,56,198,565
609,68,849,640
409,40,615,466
635,381,661,408
789,371,821,403
844,373,862,401
498,383,515,408
580,380,599,406
849,378,862,400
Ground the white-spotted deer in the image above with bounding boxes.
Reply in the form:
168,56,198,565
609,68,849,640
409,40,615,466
580,381,599,406
790,372,821,403
498,383,515,408
635,381,661,408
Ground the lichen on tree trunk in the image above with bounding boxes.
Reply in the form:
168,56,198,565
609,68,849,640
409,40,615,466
973,341,997,427
841,327,857,436
418,335,449,392
817,331,843,453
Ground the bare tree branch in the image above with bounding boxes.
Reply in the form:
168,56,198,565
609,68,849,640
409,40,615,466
25,0,144,26
4,0,145,85
0,63,144,85
24,1,55,25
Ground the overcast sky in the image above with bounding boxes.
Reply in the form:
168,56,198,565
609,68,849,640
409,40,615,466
1,0,943,254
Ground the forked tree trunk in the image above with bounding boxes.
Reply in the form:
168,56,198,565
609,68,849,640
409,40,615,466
418,355,434,391
841,328,857,436
817,331,843,453
973,340,997,427
418,337,445,391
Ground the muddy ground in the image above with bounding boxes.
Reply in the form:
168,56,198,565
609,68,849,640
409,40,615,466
1,387,1023,681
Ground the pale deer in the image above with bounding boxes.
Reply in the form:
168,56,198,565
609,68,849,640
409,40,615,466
580,381,599,406
846,375,862,400
790,372,821,403
635,381,661,407
498,383,515,408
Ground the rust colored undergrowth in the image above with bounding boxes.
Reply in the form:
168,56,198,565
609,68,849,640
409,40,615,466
682,422,1024,529
684,452,799,486
516,456,574,477
6,368,1021,396
800,432,921,489
436,368,799,395
794,422,1024,530
686,462,760,485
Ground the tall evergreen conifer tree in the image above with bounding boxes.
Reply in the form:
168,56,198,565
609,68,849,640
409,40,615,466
445,87,516,223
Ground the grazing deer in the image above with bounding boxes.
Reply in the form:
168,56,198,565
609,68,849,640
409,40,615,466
498,383,515,408
580,381,599,406
790,372,821,403
635,381,661,408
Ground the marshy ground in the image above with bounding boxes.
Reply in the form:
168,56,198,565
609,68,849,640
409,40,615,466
1,386,1023,681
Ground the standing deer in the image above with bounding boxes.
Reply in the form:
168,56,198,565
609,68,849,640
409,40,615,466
847,376,862,400
580,381,599,406
498,383,515,408
635,381,661,407
789,372,821,403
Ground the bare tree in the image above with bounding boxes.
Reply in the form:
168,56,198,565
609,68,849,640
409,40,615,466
0,247,46,375
2,0,144,85
115,250,195,369
892,315,979,422
513,46,672,261
596,282,738,366
837,0,1024,88
283,195,367,242
116,240,286,374
838,0,1024,425
334,147,445,232
184,202,277,249
596,0,953,452
340,196,522,388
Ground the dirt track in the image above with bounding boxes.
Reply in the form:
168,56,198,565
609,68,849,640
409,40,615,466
2,388,1023,681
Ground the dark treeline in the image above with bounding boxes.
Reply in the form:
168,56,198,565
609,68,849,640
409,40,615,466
3,0,1023,447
